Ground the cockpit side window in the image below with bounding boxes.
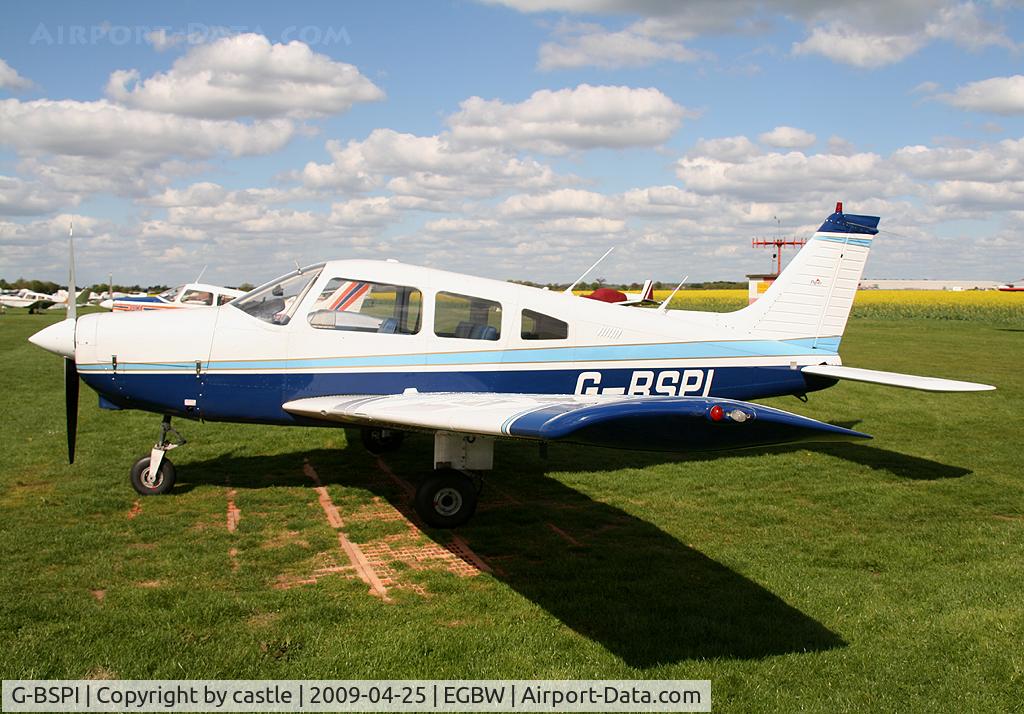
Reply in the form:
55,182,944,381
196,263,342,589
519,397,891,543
521,309,567,340
158,286,182,302
308,279,422,334
217,294,235,306
434,292,501,340
181,289,214,306
232,269,322,325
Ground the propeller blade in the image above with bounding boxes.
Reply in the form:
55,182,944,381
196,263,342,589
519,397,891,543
65,357,79,464
67,222,76,321
65,221,79,463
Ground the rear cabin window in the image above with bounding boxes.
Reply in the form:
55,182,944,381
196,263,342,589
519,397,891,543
434,292,501,340
308,279,422,334
521,309,567,340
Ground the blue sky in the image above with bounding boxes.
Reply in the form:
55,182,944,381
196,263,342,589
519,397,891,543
2,0,1023,286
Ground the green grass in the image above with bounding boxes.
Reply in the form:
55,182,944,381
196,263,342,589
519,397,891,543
1,310,1021,712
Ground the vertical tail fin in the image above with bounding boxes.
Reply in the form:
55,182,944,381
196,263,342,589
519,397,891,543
724,204,879,347
641,279,654,302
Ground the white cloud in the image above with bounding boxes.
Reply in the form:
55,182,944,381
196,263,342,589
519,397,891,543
0,99,294,160
141,182,229,207
689,136,761,162
447,84,690,154
759,126,816,149
0,98,295,202
890,140,1024,181
106,33,384,119
0,58,33,90
538,216,626,233
924,2,1016,51
931,179,1024,207
538,24,698,70
0,176,76,216
792,25,924,68
424,218,500,233
299,128,563,201
488,1,1015,70
793,2,1014,68
827,136,857,156
937,75,1024,115
499,188,617,217
329,197,399,227
675,148,896,202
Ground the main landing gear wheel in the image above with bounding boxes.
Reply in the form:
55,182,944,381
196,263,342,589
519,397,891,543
361,427,405,454
414,469,478,529
130,456,177,496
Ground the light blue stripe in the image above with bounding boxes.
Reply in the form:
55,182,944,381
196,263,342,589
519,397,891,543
76,336,840,373
814,235,873,247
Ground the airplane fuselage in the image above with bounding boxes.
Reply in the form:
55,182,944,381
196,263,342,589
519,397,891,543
71,259,843,425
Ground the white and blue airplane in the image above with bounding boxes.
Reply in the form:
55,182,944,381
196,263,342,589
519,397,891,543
99,283,244,311
29,204,994,527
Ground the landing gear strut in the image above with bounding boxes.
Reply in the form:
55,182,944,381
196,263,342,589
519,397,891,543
129,415,185,496
410,432,492,528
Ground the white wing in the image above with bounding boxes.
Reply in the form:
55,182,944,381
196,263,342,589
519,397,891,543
283,392,599,436
282,391,871,452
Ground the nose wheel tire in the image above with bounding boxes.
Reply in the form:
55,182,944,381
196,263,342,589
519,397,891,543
414,469,478,529
361,427,405,454
130,456,177,496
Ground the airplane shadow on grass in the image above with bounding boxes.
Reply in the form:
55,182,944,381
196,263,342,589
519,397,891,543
178,432,972,666
169,428,970,668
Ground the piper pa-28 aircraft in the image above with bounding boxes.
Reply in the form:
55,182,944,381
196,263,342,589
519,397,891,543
29,205,994,527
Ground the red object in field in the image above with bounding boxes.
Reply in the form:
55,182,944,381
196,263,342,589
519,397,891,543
709,405,724,422
584,287,628,303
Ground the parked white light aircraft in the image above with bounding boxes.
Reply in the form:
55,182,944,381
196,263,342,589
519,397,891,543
29,205,994,527
1,288,61,311
100,283,244,311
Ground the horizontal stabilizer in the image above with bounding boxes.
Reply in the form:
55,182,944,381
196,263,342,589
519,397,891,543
283,392,870,453
802,365,995,392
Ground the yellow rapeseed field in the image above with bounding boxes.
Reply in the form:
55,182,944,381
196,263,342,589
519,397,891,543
641,288,1024,322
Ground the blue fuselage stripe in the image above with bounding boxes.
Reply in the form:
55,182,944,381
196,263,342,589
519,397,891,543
76,336,839,373
82,364,834,426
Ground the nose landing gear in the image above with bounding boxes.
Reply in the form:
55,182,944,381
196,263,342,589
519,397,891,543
129,415,186,496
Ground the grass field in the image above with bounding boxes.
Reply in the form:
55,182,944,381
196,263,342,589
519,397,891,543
1,302,1022,712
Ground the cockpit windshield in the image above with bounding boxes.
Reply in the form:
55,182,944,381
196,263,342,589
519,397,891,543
231,265,324,325
158,285,182,302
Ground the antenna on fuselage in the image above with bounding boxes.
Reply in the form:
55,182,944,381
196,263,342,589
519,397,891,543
564,247,615,295
194,264,208,284
657,275,689,313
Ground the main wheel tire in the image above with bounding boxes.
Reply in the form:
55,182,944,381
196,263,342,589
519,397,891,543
361,427,405,454
414,469,478,528
130,456,177,496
